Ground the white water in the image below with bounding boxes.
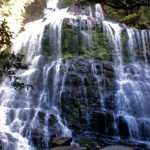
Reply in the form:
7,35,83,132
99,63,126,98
46,0,59,9
1,0,76,149
102,16,150,140
95,4,104,22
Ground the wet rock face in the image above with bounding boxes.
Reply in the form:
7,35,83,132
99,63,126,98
117,116,131,139
91,111,117,136
40,9,116,144
62,19,111,60
51,137,72,147
30,129,46,148
60,58,115,134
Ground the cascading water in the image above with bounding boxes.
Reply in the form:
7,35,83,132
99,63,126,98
0,0,106,149
0,0,150,149
102,18,150,142
0,0,76,149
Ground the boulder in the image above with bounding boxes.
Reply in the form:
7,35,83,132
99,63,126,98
78,136,101,150
51,145,86,150
117,116,130,139
51,137,72,147
91,111,116,136
101,145,133,150
30,128,50,148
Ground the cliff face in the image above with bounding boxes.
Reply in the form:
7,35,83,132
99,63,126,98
0,1,150,150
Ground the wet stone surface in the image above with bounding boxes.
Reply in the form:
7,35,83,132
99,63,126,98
61,58,115,135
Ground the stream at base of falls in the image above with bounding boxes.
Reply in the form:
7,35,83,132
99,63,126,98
0,0,150,149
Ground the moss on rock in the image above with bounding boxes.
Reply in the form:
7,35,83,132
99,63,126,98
62,20,111,60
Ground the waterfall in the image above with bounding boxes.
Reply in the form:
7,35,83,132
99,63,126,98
1,0,76,149
102,18,150,141
103,22,124,80
0,0,150,149
0,0,106,149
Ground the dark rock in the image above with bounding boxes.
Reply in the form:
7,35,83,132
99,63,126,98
30,128,47,148
103,91,116,110
71,59,91,74
102,61,113,72
37,111,45,124
117,116,130,139
101,145,133,150
91,111,116,136
79,136,101,150
86,86,99,101
48,114,58,126
84,75,97,86
61,93,82,128
51,137,72,147
65,73,82,87
51,145,86,150
61,59,116,137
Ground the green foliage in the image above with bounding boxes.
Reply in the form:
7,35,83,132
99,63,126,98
90,27,111,59
63,0,150,29
0,20,32,90
0,52,27,73
104,4,150,29
63,0,74,6
0,19,13,50
120,13,140,25
138,7,150,29
12,77,33,90
0,51,33,90
104,5,123,21
63,51,74,59
0,51,31,90
63,0,99,6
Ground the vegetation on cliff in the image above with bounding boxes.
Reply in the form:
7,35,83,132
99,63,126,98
0,0,149,32
64,0,150,29
0,20,30,90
